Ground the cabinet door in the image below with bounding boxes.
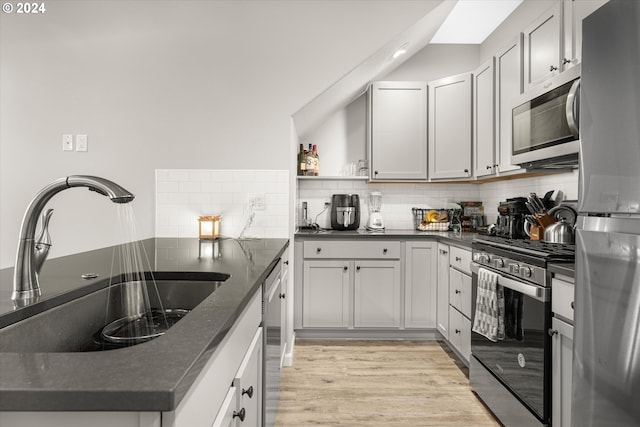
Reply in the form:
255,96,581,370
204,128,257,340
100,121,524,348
551,317,574,427
436,244,450,339
428,73,472,180
523,2,562,90
473,58,496,178
211,387,239,427
562,0,608,69
354,260,401,328
495,36,523,174
369,81,427,181
404,241,437,329
233,328,262,427
302,260,350,328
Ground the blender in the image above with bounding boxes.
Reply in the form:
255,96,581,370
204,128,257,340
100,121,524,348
366,192,385,230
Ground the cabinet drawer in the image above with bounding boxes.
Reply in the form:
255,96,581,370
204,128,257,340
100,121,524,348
449,268,472,318
303,240,400,259
552,277,575,322
449,306,471,363
449,246,472,275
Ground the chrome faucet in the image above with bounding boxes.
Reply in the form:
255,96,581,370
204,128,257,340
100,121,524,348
12,175,135,305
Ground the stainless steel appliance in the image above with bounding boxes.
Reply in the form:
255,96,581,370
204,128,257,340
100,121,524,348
573,2,640,425
496,198,529,239
511,64,581,169
470,236,575,427
330,194,360,230
263,259,282,427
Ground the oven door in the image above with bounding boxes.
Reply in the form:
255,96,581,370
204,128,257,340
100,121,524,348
470,262,551,424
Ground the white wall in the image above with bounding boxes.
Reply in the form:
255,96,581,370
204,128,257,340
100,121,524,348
0,0,441,268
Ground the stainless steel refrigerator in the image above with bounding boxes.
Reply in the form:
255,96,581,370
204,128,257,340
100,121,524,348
574,1,640,426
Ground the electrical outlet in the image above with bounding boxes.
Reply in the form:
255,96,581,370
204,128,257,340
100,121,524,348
249,193,266,210
62,134,73,151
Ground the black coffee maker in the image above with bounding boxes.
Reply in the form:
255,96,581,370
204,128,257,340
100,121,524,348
496,197,528,238
331,194,360,230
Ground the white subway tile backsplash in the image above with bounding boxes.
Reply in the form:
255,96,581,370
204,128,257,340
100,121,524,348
297,171,577,230
156,169,289,239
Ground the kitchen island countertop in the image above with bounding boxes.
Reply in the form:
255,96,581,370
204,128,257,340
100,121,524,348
0,237,288,412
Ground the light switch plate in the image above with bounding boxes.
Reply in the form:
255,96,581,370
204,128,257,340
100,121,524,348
62,134,73,151
76,134,88,152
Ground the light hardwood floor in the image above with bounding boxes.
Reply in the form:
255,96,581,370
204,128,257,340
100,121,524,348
275,340,501,426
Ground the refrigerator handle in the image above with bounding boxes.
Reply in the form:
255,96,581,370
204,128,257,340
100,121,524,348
566,79,580,139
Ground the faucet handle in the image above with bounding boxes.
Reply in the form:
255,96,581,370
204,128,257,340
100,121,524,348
33,209,54,274
35,209,54,249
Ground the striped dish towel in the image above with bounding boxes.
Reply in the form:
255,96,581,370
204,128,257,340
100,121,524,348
472,267,505,342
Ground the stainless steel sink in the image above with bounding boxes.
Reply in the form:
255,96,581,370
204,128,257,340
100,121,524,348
0,271,229,352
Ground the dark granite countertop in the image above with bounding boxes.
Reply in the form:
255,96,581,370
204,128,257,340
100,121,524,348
0,237,288,411
549,262,575,279
295,228,477,249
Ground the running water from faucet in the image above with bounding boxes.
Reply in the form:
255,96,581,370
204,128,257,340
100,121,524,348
99,204,173,347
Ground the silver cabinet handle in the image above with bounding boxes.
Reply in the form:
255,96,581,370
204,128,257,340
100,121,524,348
550,65,558,71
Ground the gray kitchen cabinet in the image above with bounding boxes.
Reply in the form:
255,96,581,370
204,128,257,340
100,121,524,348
428,73,472,180
232,328,263,427
446,245,472,364
404,241,438,329
164,290,263,427
354,260,401,328
551,316,573,427
523,2,563,90
473,58,496,178
369,81,428,181
495,36,523,174
302,260,350,328
562,0,608,70
551,274,575,427
436,243,450,339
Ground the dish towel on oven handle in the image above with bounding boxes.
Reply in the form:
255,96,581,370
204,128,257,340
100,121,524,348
472,267,505,342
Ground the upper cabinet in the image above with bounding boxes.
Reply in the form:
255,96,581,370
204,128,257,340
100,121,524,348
495,36,524,174
523,2,563,90
562,0,609,69
428,73,472,180
473,58,496,178
368,81,428,181
524,0,608,91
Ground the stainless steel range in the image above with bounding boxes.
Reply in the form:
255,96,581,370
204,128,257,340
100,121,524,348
469,235,574,427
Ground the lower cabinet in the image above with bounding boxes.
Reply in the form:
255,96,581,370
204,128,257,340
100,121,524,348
354,260,401,328
551,274,575,427
405,241,438,329
296,239,437,332
302,260,350,328
436,243,450,338
164,291,263,427
444,246,473,364
551,317,573,427
213,328,262,427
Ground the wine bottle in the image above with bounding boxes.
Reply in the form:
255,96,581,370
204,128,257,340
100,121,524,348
297,143,306,176
312,144,319,176
305,143,314,176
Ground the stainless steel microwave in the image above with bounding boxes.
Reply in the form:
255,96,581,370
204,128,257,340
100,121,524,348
512,65,581,168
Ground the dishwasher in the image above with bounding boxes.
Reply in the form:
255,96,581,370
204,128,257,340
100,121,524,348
263,259,282,427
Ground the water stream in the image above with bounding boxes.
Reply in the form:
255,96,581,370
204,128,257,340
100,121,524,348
97,204,172,348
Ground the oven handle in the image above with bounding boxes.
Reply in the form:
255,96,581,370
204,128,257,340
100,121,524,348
471,262,549,302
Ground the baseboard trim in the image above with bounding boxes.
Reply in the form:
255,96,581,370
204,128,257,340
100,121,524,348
294,329,439,340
